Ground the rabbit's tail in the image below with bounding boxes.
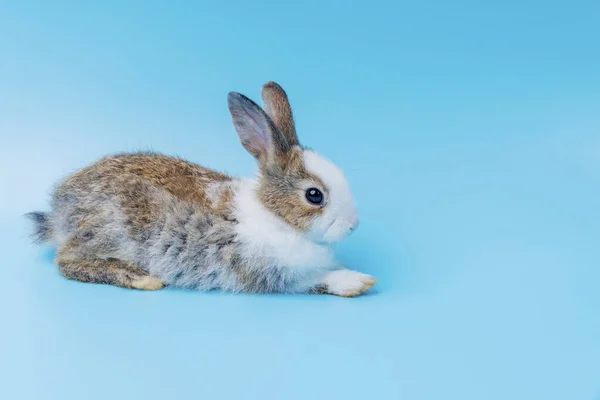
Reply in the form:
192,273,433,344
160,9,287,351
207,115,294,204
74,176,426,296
25,211,53,243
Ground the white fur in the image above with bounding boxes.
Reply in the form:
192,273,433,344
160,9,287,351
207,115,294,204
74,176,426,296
303,149,358,243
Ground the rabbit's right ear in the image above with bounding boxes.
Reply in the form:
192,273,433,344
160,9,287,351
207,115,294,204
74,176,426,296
227,92,290,162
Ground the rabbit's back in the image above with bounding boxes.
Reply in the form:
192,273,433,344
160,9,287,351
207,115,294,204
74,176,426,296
59,151,231,205
51,151,232,236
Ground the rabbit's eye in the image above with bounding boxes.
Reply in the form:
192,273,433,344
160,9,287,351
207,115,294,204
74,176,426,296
305,188,324,205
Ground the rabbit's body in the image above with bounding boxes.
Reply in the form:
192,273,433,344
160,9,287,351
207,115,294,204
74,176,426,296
28,82,376,296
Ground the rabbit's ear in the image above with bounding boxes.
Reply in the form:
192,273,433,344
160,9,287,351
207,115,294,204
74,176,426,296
227,92,290,162
261,81,299,147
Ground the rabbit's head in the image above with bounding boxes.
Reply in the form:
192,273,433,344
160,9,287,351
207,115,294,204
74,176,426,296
228,82,358,244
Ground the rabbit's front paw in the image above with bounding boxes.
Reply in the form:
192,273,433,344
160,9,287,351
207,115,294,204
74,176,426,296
320,269,376,297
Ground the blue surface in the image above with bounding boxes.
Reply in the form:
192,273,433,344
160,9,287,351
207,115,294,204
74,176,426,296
1,1,599,399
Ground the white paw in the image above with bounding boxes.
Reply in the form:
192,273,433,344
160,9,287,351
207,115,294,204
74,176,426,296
320,269,376,297
131,276,165,291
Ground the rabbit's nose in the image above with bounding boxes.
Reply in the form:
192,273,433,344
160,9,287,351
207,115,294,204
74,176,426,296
349,220,359,232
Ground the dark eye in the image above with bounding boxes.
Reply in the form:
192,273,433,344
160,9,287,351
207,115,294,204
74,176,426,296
305,188,324,205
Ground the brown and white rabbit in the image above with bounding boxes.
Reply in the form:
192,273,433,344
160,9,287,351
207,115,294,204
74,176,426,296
26,82,376,296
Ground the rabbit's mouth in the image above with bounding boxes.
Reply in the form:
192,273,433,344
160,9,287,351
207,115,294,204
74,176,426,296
319,219,354,244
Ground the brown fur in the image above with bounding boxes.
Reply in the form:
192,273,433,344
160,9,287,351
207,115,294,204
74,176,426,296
213,185,234,216
62,152,234,227
56,238,164,290
94,152,230,209
258,147,327,231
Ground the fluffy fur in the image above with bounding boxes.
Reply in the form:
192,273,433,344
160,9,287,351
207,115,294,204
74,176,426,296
26,81,376,296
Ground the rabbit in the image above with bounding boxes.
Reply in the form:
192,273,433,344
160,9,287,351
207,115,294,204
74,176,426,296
26,81,376,296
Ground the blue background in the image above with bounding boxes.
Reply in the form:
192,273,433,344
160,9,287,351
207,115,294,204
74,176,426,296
1,1,599,399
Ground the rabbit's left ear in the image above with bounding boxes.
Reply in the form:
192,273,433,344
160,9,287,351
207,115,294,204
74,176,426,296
261,81,300,148
227,91,291,163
